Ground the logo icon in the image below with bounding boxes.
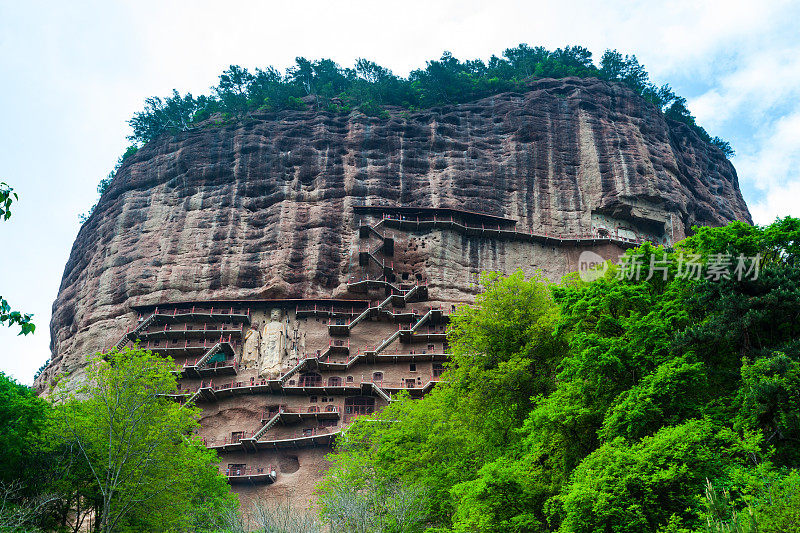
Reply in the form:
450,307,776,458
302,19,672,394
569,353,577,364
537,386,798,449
578,251,608,282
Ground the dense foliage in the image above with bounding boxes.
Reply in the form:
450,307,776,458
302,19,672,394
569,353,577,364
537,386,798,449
321,217,800,532
125,45,732,156
0,347,234,532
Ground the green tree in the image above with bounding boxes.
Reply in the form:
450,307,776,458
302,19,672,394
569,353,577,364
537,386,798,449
0,373,50,490
247,66,301,112
599,50,650,93
214,65,255,117
127,89,201,143
502,44,550,78
320,271,563,527
735,353,800,465
558,421,764,531
354,58,392,85
753,470,800,531
0,374,68,532
54,346,234,533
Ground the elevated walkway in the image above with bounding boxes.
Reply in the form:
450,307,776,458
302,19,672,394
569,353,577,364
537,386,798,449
260,406,341,424
354,205,517,227
379,213,641,248
225,465,276,484
355,205,643,248
113,306,251,351
134,323,245,341
208,426,343,452
329,281,424,336
177,341,238,378
295,302,368,319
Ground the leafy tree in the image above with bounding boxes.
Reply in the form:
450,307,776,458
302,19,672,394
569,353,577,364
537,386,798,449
703,470,800,532
0,374,71,532
54,346,234,533
664,95,695,124
410,51,473,106
310,58,349,99
502,44,551,78
558,421,764,531
247,66,301,112
214,65,255,117
287,57,316,96
0,373,50,487
0,298,34,336
711,137,735,157
286,57,349,108
734,353,800,464
449,456,546,533
128,89,201,142
0,181,16,222
0,350,234,532
542,46,597,78
355,58,392,84
753,470,800,531
599,50,650,93
320,271,563,527
599,356,708,441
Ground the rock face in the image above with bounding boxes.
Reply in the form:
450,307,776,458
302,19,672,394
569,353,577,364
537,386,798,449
38,77,750,506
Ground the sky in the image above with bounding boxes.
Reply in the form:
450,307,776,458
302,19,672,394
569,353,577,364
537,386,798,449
1,0,799,384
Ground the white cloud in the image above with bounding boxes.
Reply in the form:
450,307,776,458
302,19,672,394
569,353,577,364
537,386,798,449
738,113,800,189
690,49,800,129
750,180,800,225
674,0,800,224
735,111,800,223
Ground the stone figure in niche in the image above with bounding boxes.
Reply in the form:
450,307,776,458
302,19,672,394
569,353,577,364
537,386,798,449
260,309,286,374
241,323,260,369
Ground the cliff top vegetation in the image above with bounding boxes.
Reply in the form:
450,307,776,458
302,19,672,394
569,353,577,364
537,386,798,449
127,45,732,156
79,44,734,222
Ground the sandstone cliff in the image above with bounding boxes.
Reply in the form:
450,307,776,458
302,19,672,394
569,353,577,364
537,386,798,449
39,77,751,390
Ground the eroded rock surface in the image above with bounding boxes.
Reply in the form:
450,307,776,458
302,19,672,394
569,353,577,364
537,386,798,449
39,77,750,390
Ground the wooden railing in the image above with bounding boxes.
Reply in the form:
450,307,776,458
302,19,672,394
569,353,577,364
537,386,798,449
142,335,238,352
151,306,251,318
261,405,340,420
225,465,276,478
138,323,245,336
378,213,651,246
182,358,237,370
204,431,255,446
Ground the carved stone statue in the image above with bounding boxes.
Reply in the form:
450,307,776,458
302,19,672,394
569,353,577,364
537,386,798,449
259,309,286,375
240,325,260,368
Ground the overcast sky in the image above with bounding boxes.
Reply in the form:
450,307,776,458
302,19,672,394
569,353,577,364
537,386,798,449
1,0,799,384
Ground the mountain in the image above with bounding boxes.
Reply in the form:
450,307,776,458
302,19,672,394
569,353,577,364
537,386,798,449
37,76,750,505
